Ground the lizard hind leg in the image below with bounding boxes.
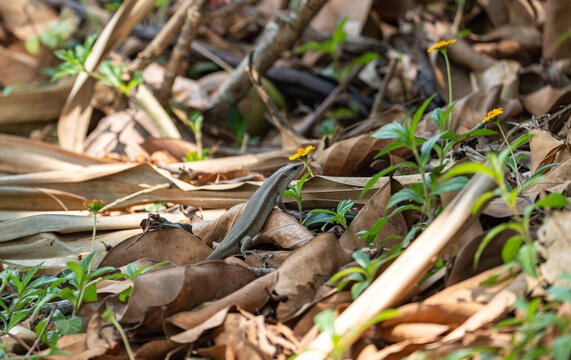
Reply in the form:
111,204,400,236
240,234,263,262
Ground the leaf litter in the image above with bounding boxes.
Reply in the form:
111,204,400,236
0,0,570,359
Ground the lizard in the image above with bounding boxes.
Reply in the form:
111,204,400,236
207,162,304,259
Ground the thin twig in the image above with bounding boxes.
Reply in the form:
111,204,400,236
100,183,171,212
246,52,309,146
298,65,364,137
371,57,397,117
158,0,207,105
25,305,56,356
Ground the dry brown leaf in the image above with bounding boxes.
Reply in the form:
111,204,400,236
166,271,278,333
292,291,353,338
313,134,410,177
140,137,198,162
417,85,523,136
440,273,529,343
543,0,571,60
339,178,408,250
538,211,571,285
521,84,571,115
472,25,542,58
0,133,107,175
0,46,44,85
529,129,570,174
470,60,520,99
378,323,450,343
99,227,211,267
0,78,73,125
0,1,58,40
84,109,164,161
447,230,515,286
120,261,258,335
274,233,353,321
526,157,571,193
309,0,373,35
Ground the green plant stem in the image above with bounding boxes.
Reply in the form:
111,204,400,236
442,51,453,130
91,213,97,253
496,121,521,188
302,158,314,177
106,311,136,360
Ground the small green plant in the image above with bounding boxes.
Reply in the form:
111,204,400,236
495,275,571,360
25,18,76,55
52,35,143,96
301,308,399,360
102,306,136,360
297,17,379,85
105,261,169,302
284,172,310,223
83,199,105,254
329,250,400,299
304,199,355,231
185,110,209,161
442,135,569,278
0,263,56,331
55,252,115,330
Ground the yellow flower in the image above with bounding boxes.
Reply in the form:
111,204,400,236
289,145,315,160
84,199,105,213
483,108,503,123
427,39,457,52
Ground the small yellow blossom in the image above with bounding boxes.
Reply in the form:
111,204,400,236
427,39,457,53
483,108,503,123
84,199,105,213
289,145,315,161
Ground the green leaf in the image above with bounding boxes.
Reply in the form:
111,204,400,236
314,309,336,337
374,141,406,159
501,235,524,264
547,285,571,304
352,251,370,269
341,52,379,81
475,222,520,269
410,95,435,135
432,176,469,196
359,161,418,199
55,316,83,335
420,133,442,167
535,193,569,208
25,35,40,55
441,162,496,181
371,121,409,142
522,163,559,191
552,333,571,360
83,283,98,302
517,244,538,278
455,128,497,141
336,199,355,215
351,281,369,299
386,188,425,209
332,17,348,47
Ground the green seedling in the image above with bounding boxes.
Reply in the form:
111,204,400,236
0,263,56,331
26,18,76,55
55,252,115,331
186,110,209,161
296,308,399,360
284,172,310,223
102,306,135,360
442,134,569,277
297,17,379,84
52,35,143,96
329,250,400,299
105,261,169,302
83,199,105,254
304,199,355,231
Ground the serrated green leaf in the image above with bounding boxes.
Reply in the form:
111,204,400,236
55,316,83,335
